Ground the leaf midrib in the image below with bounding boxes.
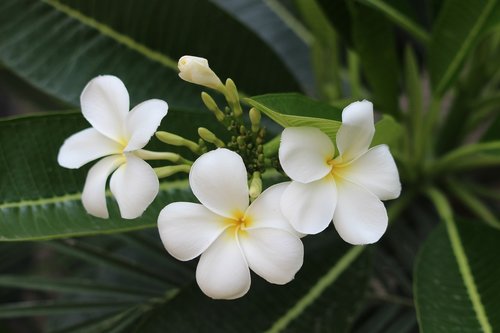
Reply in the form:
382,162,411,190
41,0,178,70
264,245,365,333
0,179,190,210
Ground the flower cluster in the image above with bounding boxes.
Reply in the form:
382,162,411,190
58,56,400,300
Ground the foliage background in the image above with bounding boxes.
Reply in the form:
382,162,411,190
0,0,499,332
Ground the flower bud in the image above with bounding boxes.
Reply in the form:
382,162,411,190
249,108,261,133
178,56,224,91
225,78,243,117
198,127,225,148
201,92,225,122
249,172,262,201
155,131,200,154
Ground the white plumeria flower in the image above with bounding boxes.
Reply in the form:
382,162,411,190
279,101,401,245
158,148,303,300
58,75,168,219
178,55,224,90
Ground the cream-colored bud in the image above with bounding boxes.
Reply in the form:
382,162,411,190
249,172,262,201
178,56,224,91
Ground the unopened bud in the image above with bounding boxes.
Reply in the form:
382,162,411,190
249,172,262,201
178,56,224,91
155,165,191,178
201,92,225,122
225,78,243,117
249,108,261,132
155,131,200,154
198,127,225,148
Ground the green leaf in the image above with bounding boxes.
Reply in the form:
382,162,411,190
0,275,158,298
133,231,370,333
0,300,134,318
245,93,343,140
371,115,403,151
359,0,430,44
348,1,400,117
0,0,300,110
0,110,217,241
415,218,500,332
429,0,498,96
247,93,402,149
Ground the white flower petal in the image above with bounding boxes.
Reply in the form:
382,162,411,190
58,128,123,169
279,127,334,183
189,149,249,218
81,155,125,218
80,75,129,142
333,178,388,245
245,182,300,236
336,101,375,162
335,145,401,200
281,175,337,235
157,202,229,261
110,154,159,219
124,99,168,151
240,228,303,285
196,231,251,299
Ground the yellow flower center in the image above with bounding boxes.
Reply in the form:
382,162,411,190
224,211,252,238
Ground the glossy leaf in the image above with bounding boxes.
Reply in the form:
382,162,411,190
415,219,500,332
246,93,402,149
0,111,214,241
246,93,342,140
0,0,300,110
429,0,498,96
134,231,370,333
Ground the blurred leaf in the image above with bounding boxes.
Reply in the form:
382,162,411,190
359,0,430,43
415,218,500,332
0,110,215,241
133,231,370,333
52,308,143,333
348,1,400,117
429,0,498,96
371,115,403,152
316,0,353,46
0,0,300,110
295,0,342,101
0,275,158,298
212,0,314,94
0,300,134,318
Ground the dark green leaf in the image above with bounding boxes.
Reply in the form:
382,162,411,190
0,300,134,318
247,93,402,149
0,110,213,241
429,0,498,96
415,219,500,332
0,275,158,298
0,0,300,110
246,93,343,140
348,1,400,117
133,232,370,333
